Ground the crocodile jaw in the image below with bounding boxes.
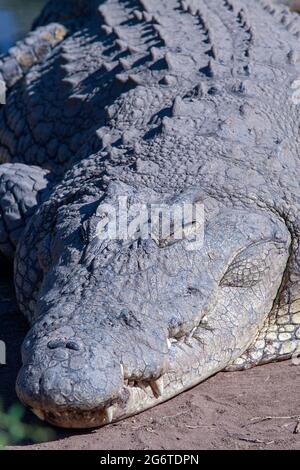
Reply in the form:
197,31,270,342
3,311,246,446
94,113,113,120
22,337,226,429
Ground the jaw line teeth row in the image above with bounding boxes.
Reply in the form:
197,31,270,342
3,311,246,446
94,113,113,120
123,377,165,398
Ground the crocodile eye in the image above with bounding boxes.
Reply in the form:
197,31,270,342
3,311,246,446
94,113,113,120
220,241,285,288
157,220,200,248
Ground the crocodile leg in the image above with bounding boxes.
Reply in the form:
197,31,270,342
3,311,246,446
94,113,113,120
0,163,53,260
227,253,300,371
227,302,300,371
0,23,67,90
0,0,99,91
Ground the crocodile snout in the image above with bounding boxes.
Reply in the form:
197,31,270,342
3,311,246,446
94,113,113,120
16,327,127,428
16,363,126,428
16,312,169,428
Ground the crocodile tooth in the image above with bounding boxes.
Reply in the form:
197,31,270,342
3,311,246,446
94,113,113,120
167,338,172,349
105,406,114,424
186,327,197,345
150,377,164,398
32,408,45,421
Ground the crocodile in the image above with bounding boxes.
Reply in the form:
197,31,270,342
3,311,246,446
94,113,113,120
0,0,300,429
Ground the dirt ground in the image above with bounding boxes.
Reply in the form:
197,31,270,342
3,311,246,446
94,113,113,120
1,268,300,451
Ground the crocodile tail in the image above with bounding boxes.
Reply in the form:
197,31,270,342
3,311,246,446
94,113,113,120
0,23,67,90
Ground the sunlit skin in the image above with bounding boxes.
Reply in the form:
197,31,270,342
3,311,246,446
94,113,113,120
0,0,299,428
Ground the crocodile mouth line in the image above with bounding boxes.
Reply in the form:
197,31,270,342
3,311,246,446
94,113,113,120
29,332,222,429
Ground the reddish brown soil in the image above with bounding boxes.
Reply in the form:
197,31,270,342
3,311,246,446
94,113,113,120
11,361,300,451
1,272,300,450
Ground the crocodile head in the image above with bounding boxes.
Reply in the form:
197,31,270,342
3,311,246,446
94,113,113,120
15,182,291,428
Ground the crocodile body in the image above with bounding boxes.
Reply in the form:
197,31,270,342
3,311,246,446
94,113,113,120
0,0,300,428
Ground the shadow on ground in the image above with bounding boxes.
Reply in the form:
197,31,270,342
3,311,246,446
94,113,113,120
0,262,67,446
0,259,26,411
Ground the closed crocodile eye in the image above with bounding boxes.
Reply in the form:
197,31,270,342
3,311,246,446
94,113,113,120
220,241,286,288
158,220,200,248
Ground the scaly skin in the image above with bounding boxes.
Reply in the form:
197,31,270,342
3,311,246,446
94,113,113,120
0,0,300,428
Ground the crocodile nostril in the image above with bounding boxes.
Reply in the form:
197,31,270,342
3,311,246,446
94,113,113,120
66,340,81,351
47,339,65,349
